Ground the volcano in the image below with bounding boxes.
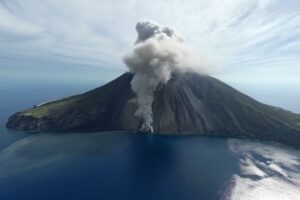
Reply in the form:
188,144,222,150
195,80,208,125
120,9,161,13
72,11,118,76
6,72,300,147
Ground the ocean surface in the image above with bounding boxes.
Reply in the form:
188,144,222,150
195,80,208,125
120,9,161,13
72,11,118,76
0,79,300,200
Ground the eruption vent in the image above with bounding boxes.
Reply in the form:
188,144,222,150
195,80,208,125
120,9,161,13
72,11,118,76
123,21,213,132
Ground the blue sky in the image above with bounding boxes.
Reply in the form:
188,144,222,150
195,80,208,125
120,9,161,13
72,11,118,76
0,0,299,110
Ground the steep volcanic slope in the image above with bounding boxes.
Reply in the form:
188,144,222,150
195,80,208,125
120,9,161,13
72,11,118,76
153,74,300,143
6,72,300,147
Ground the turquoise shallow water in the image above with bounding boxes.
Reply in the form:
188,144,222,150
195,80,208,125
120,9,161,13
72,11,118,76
0,80,299,200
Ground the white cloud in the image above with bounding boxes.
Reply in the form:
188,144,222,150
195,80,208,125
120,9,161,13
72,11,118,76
228,139,300,200
0,0,299,83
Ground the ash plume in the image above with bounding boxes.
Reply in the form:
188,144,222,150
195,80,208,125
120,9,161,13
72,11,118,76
123,21,214,132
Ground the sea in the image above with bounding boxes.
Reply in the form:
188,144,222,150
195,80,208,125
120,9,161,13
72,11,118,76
0,78,300,200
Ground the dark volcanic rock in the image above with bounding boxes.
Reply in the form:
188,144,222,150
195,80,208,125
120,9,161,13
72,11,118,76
6,72,300,147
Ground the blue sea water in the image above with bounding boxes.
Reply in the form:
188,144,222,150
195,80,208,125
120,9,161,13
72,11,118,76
0,79,299,200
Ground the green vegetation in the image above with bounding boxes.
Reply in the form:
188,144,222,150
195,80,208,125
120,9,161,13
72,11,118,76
19,95,81,118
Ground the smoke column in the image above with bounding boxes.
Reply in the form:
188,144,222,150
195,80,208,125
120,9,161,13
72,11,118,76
123,21,213,132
